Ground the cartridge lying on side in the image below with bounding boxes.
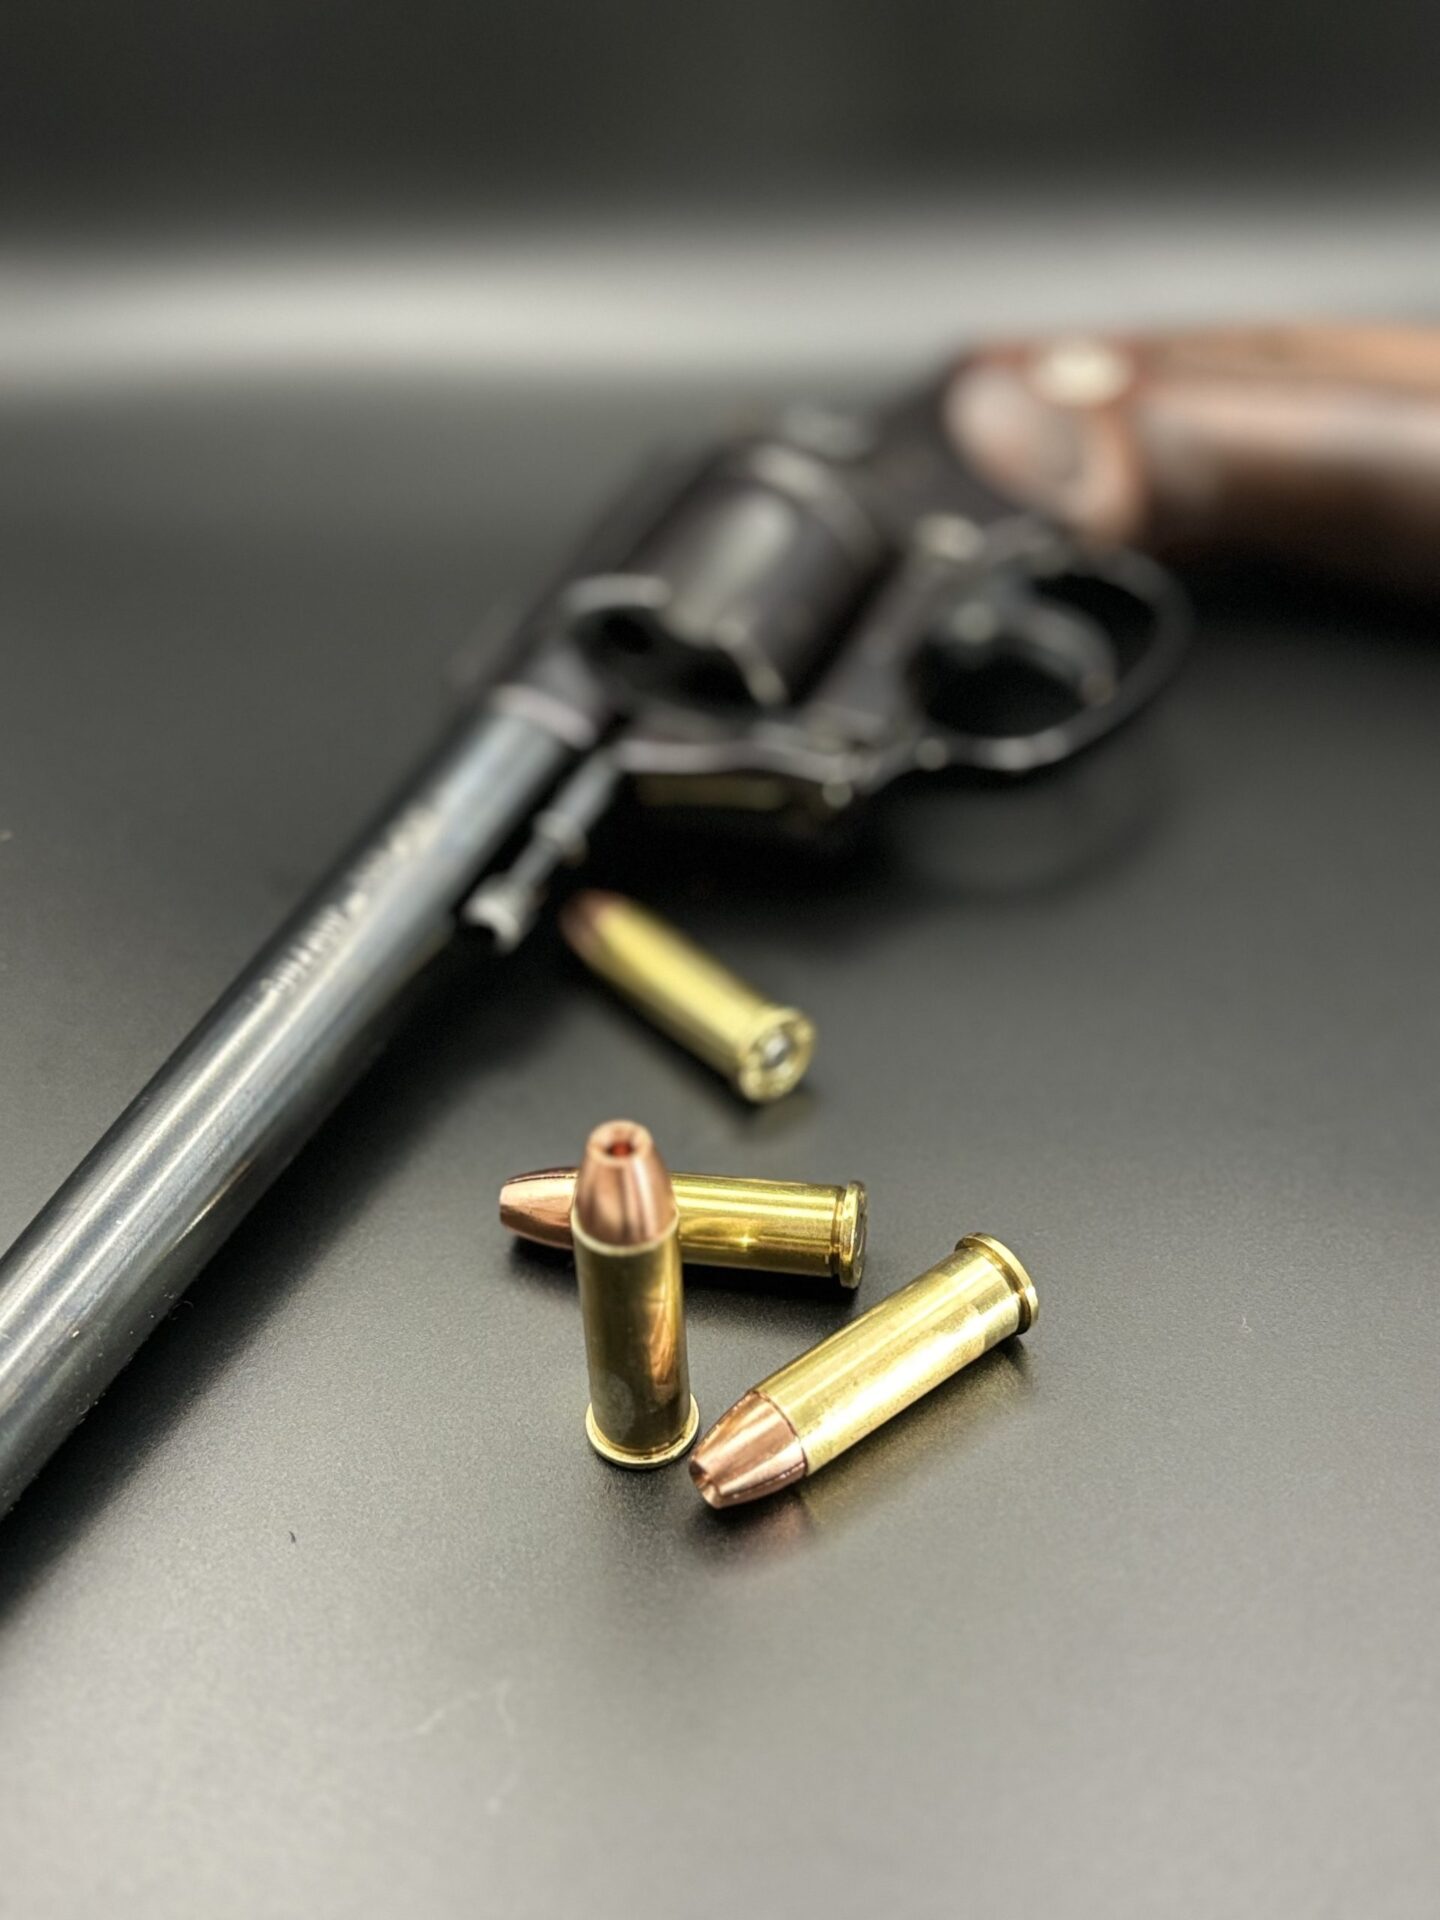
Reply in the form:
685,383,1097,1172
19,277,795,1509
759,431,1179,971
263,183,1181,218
690,1234,1036,1507
559,890,815,1102
573,1119,699,1468
502,1167,866,1287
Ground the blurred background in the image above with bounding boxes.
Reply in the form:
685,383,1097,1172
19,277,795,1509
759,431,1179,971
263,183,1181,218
6,0,1440,223
3,8,1439,1919
3,0,1438,548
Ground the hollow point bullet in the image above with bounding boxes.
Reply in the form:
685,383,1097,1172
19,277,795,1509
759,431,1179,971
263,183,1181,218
690,1234,1037,1507
573,1119,698,1468
501,1166,867,1288
559,890,815,1102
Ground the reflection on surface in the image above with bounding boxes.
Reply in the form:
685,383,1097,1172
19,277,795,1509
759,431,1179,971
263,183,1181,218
2,195,1435,398
686,1477,818,1563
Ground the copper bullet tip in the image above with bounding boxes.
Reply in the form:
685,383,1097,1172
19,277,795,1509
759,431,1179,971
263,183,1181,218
572,1119,678,1247
558,889,621,962
689,1390,808,1508
498,1167,576,1249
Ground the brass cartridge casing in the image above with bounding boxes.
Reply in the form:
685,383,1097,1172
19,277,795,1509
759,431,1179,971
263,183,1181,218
501,1168,866,1288
559,891,815,1102
573,1120,698,1468
691,1234,1037,1506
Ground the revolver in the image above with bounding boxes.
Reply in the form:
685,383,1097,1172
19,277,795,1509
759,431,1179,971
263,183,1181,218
2,323,1436,1511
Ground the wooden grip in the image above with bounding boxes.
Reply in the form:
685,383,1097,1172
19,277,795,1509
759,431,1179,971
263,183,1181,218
944,325,1440,592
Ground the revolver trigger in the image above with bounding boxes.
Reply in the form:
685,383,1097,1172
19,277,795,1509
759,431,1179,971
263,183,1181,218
893,530,1190,775
928,581,1118,704
996,599,1119,706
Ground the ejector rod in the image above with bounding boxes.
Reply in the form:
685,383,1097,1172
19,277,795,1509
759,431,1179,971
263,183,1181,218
0,702,578,1514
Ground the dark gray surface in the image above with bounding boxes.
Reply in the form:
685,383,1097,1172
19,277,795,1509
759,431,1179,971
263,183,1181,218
1,242,1439,1919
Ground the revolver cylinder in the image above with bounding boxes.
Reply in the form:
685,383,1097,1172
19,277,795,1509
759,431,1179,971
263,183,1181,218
567,440,885,709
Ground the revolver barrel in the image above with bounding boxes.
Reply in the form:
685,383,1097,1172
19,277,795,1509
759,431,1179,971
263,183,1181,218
0,704,578,1513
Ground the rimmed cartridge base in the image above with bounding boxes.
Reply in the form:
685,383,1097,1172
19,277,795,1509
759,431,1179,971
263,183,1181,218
735,1008,816,1103
958,1233,1039,1331
833,1182,867,1288
586,1395,700,1469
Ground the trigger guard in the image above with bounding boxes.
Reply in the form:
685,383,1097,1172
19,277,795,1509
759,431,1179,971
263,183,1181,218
908,535,1190,776
929,587,1121,708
